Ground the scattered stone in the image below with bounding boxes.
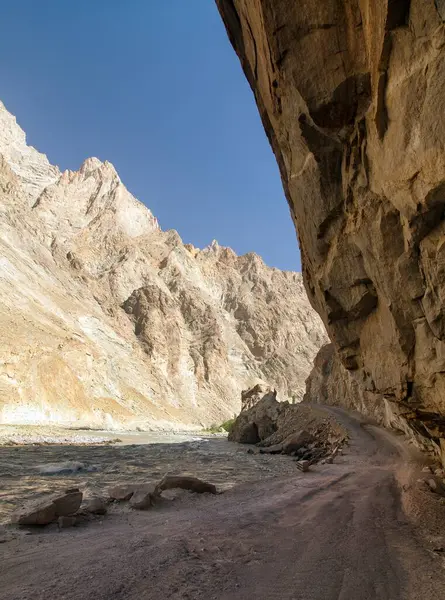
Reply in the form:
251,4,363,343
282,430,315,454
422,466,432,474
107,484,137,501
58,516,76,529
155,475,217,495
296,460,310,473
129,485,158,510
427,478,445,497
83,497,108,515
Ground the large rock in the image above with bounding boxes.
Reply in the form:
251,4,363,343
241,384,276,412
216,0,445,461
0,101,326,431
10,499,57,526
229,388,281,443
82,497,108,515
282,430,315,455
10,489,83,526
129,484,158,510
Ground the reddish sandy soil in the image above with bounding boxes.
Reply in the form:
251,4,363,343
1,407,445,600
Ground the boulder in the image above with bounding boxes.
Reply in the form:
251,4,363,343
129,484,158,510
83,497,108,515
241,384,276,412
282,430,315,455
10,488,82,526
53,489,82,516
10,499,57,526
427,478,445,497
229,389,283,444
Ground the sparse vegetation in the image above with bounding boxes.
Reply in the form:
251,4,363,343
220,418,235,433
203,416,236,435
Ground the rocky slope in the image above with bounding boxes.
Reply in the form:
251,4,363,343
216,0,445,460
0,101,326,430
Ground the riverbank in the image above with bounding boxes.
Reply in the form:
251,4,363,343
0,424,218,447
2,407,445,599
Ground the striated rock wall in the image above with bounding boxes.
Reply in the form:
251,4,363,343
216,0,445,458
0,101,326,430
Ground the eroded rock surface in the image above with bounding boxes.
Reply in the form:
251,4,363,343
216,0,445,460
0,101,326,430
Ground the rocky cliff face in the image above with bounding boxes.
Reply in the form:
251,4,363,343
216,1,445,459
0,101,326,430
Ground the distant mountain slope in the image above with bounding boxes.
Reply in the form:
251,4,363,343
0,101,327,430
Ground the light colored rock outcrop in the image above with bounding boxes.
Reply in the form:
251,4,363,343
216,0,445,459
0,101,326,430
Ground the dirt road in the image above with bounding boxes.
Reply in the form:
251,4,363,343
2,407,445,599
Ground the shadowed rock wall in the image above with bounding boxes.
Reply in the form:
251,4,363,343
216,0,445,460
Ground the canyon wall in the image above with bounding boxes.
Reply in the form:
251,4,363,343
0,101,326,430
216,0,445,459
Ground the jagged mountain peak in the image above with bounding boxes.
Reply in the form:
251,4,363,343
0,100,60,202
0,101,327,430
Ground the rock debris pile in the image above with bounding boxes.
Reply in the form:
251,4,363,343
229,385,347,466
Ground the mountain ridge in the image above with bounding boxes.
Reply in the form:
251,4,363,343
0,100,327,430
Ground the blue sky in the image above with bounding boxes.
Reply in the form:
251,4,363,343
1,1,301,271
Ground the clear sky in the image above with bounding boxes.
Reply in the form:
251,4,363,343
1,1,301,271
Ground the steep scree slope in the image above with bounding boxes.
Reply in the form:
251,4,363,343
0,101,326,430
216,0,445,459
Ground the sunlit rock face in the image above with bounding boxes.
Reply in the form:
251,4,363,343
0,101,326,430
216,0,445,459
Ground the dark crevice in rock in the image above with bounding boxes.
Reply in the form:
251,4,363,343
375,71,389,140
386,0,411,30
309,73,371,131
317,203,344,239
435,0,445,20
410,181,445,244
375,2,411,140
325,279,378,325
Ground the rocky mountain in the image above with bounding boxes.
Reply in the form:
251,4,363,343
216,1,445,459
0,101,326,430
